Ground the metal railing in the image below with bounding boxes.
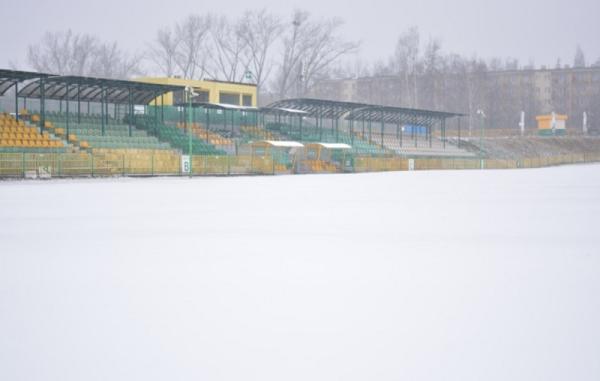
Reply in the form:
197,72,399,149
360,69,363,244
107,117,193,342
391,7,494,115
1,152,600,179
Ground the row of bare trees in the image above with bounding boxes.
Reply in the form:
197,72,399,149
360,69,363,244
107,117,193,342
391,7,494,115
27,30,142,79
309,26,600,132
24,15,599,122
26,9,359,101
147,10,359,99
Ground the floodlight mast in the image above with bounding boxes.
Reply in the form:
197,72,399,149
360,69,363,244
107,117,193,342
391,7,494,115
186,86,198,177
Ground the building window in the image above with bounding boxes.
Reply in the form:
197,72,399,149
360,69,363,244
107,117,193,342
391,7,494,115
173,89,209,104
193,90,209,103
242,94,253,106
219,92,239,105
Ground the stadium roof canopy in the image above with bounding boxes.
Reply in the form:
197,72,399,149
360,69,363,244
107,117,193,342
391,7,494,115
0,69,53,96
180,102,259,111
266,98,464,125
18,75,184,105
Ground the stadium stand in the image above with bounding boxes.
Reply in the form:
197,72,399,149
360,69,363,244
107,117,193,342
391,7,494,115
176,122,236,154
380,134,475,157
0,112,68,153
240,125,276,141
44,112,172,151
131,115,226,155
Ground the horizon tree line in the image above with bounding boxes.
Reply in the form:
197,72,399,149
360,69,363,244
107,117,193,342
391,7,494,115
21,12,600,130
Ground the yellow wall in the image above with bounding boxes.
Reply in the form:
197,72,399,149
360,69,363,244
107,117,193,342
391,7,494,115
136,77,257,107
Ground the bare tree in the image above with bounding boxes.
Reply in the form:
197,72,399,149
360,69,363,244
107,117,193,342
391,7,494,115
419,38,443,110
209,15,249,82
174,14,212,79
27,29,141,79
574,44,586,68
391,26,420,107
28,30,98,75
91,42,143,79
237,9,282,92
275,10,359,98
148,27,180,77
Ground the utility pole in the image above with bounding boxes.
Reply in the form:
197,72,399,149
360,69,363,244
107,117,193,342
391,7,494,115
519,111,525,137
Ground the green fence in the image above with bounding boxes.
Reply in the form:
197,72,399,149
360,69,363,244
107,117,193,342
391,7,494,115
2,152,600,179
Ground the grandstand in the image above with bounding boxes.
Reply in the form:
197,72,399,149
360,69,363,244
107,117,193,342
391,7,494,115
0,112,67,153
1,68,500,178
46,112,172,151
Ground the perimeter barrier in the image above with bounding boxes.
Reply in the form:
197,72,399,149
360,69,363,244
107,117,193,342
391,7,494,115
1,152,600,179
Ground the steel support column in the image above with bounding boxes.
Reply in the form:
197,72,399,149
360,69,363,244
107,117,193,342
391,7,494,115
77,83,81,123
128,87,132,137
14,82,19,121
66,84,70,138
428,118,433,148
362,118,365,139
380,110,384,147
457,117,461,148
442,118,446,149
40,78,46,130
101,87,105,136
207,108,211,132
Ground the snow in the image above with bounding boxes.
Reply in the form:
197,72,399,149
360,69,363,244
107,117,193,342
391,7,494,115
1,165,600,381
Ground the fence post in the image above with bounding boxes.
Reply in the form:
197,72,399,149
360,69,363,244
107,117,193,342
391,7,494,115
122,153,126,176
91,154,94,177
227,155,231,176
151,153,155,176
272,152,275,175
21,152,25,178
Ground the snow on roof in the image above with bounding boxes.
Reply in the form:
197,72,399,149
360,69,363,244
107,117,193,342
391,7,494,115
260,107,309,115
274,107,309,115
212,103,258,111
313,143,352,150
261,140,305,148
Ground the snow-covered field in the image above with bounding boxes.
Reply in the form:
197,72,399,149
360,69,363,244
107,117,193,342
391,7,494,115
1,165,600,381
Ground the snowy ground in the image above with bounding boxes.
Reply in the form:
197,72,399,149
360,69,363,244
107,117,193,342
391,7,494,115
1,165,600,381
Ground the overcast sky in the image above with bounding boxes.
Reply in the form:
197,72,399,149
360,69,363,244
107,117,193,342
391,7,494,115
1,0,599,72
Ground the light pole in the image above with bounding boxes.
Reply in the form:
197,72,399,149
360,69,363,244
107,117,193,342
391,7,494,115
244,69,258,106
186,86,198,177
476,109,486,157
